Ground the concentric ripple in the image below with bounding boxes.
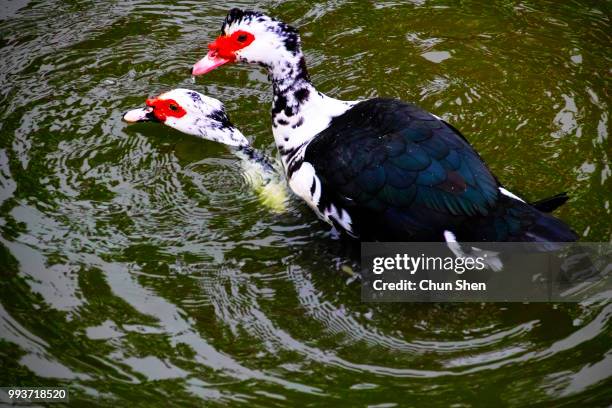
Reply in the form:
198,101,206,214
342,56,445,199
0,0,610,406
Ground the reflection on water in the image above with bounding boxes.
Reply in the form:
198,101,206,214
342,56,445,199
0,0,610,406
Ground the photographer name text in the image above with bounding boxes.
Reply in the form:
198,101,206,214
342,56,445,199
373,279,486,291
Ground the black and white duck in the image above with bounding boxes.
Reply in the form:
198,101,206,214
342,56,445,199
190,9,577,243
123,88,288,212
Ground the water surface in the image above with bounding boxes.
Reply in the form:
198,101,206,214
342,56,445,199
0,0,610,406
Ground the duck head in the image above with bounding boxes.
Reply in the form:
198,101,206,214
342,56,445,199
192,9,304,77
123,88,249,147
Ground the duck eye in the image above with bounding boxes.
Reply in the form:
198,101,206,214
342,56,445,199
169,104,178,111
237,34,247,43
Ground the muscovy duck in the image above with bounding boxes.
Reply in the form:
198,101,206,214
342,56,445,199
190,9,577,243
123,88,288,212
190,9,577,242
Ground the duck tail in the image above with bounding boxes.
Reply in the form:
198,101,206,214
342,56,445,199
522,211,578,243
529,192,569,213
510,199,578,243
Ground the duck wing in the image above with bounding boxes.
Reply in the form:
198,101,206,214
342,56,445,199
304,98,501,239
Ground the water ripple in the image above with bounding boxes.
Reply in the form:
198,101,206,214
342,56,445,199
0,0,609,405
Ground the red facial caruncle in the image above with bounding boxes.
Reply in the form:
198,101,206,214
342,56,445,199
208,30,255,60
146,98,186,122
192,30,255,76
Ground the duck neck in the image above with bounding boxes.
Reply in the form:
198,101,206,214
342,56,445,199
197,124,250,149
269,53,312,96
234,145,276,175
267,52,354,168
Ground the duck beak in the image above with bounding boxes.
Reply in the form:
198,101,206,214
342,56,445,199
123,107,157,123
192,50,230,76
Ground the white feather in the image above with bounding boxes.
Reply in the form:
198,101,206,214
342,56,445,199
444,230,503,272
499,187,525,202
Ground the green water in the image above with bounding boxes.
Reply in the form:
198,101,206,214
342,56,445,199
0,0,610,406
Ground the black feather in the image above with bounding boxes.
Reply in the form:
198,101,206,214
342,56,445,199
303,98,576,242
